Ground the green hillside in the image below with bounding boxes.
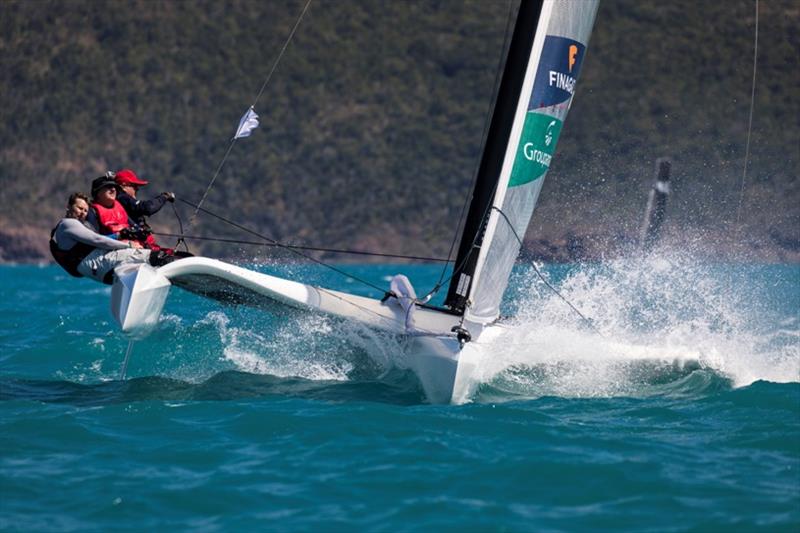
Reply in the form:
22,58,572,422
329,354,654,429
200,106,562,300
1,0,797,262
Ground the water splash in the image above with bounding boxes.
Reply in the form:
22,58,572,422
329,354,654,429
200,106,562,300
77,256,796,404
474,249,799,400
180,309,406,383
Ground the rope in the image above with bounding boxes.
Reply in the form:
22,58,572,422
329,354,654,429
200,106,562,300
314,286,441,337
491,207,605,336
251,0,312,111
428,2,531,308
153,231,452,263
188,140,236,229
414,187,504,306
735,0,759,228
177,199,389,295
176,202,448,334
169,1,516,314
435,0,517,290
169,201,190,253
185,0,313,232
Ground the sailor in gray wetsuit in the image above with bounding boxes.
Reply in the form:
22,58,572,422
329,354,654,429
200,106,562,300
50,192,152,284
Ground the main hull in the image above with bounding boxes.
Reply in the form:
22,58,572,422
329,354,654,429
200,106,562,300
111,258,498,404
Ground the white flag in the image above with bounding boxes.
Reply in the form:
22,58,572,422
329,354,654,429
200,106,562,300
234,107,259,139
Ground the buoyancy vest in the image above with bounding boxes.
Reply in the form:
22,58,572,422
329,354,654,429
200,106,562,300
92,201,130,235
49,226,94,278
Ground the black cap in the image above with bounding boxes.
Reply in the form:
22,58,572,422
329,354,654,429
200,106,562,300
91,176,117,197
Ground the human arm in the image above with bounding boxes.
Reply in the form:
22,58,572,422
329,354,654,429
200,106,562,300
119,191,170,217
56,218,131,251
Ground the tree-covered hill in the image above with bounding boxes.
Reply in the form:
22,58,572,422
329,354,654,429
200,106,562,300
1,0,797,263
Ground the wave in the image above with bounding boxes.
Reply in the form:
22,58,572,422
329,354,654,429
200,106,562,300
0,369,425,406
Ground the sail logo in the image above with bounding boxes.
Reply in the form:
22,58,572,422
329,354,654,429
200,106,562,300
544,119,556,146
520,119,558,169
548,71,576,95
509,114,563,187
522,143,552,166
569,45,578,72
530,36,586,109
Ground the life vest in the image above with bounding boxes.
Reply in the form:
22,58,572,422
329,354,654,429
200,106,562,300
92,201,130,235
49,225,94,278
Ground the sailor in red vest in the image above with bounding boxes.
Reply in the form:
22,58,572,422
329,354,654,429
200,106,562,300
86,174,149,247
114,168,175,252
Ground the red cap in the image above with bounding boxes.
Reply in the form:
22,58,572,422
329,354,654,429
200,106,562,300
115,168,149,186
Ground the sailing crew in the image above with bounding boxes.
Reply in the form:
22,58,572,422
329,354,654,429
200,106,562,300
114,168,175,251
50,192,154,284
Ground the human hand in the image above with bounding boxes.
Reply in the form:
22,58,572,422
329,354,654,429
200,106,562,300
121,225,151,241
130,240,143,249
163,192,176,202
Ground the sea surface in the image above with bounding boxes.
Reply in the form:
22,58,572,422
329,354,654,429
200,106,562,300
1,254,799,531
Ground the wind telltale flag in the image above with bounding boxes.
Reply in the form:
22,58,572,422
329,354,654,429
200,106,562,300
234,107,260,139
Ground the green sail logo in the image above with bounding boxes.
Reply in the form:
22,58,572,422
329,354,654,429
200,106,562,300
509,113,563,187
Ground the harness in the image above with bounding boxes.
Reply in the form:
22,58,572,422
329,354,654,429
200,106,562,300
49,226,94,278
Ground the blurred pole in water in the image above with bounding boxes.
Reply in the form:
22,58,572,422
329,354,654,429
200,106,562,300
640,158,671,251
120,340,135,380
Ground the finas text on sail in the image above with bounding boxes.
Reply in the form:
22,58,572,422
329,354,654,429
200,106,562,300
548,70,576,95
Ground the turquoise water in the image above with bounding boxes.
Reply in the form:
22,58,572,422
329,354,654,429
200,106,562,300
1,256,799,531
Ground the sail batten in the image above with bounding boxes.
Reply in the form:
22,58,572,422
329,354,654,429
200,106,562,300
446,0,599,324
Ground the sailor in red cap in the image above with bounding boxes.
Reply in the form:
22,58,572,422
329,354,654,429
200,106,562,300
114,168,175,252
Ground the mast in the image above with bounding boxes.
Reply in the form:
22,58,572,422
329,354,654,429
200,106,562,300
445,0,545,313
445,0,599,321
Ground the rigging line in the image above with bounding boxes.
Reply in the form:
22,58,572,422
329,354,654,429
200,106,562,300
169,201,189,253
418,191,513,322
422,138,508,303
432,14,527,304
435,0,518,291
416,180,502,302
491,207,606,337
177,198,390,294
184,0,313,234
315,287,441,337
735,0,759,229
186,134,237,232
417,217,488,303
418,163,512,302
251,0,312,109
152,232,453,263
427,146,507,303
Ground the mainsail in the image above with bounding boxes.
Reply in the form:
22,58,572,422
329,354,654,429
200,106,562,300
445,0,599,323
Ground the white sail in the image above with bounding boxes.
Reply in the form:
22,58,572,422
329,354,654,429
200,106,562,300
457,0,600,324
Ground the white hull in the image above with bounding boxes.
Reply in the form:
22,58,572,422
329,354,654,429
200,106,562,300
111,258,499,404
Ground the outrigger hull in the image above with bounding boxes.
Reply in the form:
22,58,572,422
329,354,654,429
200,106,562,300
111,258,495,404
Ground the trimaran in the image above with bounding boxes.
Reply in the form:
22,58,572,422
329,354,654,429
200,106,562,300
111,0,600,404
